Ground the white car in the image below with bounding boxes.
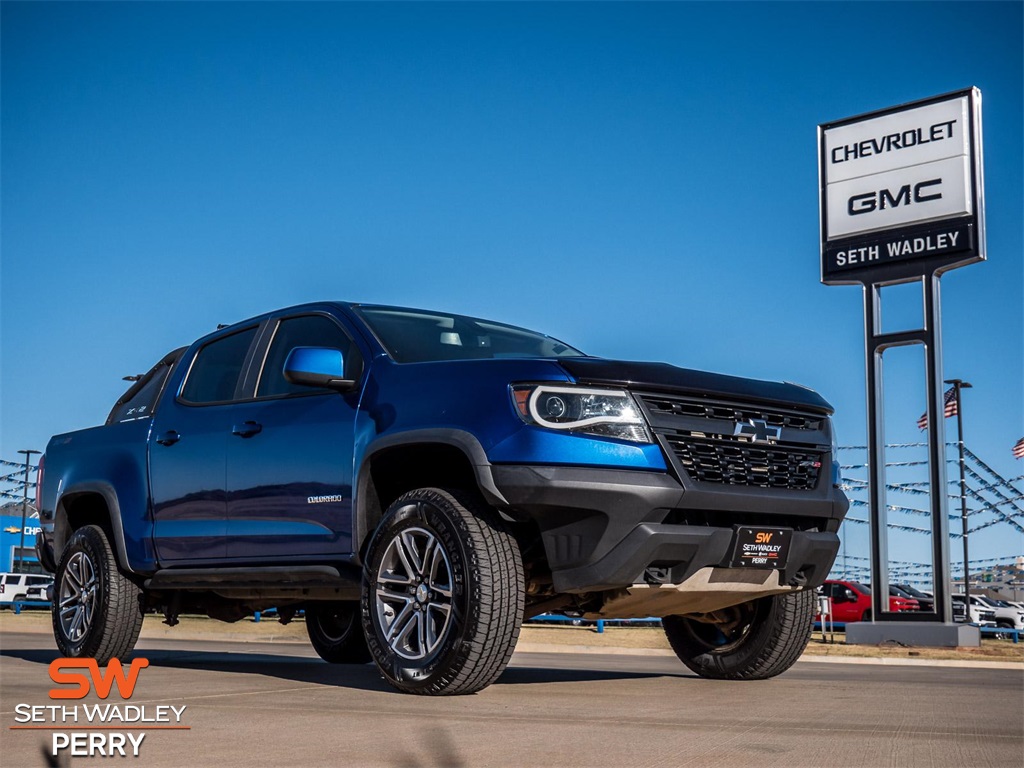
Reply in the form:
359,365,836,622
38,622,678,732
974,595,1024,630
0,572,53,607
951,594,997,627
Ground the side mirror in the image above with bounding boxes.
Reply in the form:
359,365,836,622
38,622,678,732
283,347,355,391
844,589,857,602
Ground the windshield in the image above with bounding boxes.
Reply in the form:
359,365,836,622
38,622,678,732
897,584,930,599
356,306,586,364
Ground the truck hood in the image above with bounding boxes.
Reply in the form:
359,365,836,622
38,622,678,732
558,358,834,415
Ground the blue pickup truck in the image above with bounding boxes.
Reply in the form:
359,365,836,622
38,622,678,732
37,302,847,695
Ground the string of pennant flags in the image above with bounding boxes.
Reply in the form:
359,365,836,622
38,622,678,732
828,553,1020,581
842,479,1024,527
838,442,1024,535
840,477,1021,515
842,436,1024,462
0,458,39,471
0,460,39,505
0,469,35,484
831,557,1015,569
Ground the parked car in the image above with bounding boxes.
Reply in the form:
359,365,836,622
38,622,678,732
893,583,935,612
818,579,918,623
0,573,53,607
973,595,1024,630
952,595,997,626
25,580,53,603
37,301,849,694
887,585,922,611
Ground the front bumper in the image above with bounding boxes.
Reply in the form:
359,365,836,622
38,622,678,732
492,464,847,593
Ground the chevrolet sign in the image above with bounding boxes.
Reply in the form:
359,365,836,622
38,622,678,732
819,88,985,285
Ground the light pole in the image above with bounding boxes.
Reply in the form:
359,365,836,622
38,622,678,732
944,379,972,610
16,449,40,573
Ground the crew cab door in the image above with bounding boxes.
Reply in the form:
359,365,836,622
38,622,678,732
149,326,260,563
223,312,365,560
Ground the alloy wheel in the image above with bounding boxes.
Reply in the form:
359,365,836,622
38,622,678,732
59,551,97,642
373,525,454,660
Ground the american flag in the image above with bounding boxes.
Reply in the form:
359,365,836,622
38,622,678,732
1013,438,1024,460
916,387,957,430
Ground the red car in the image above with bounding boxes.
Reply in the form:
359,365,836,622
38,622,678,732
818,579,919,623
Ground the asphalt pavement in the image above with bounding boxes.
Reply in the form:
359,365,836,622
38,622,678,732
1,630,1021,768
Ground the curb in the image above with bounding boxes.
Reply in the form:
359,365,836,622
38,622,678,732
512,642,1024,670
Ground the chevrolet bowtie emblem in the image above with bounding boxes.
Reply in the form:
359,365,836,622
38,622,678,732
734,419,781,443
3,526,21,534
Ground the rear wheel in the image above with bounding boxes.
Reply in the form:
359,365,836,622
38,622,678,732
52,525,144,662
361,487,524,695
663,589,815,680
305,602,371,663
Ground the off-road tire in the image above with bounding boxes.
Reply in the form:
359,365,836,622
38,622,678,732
52,525,144,662
663,589,815,680
306,601,372,663
361,487,524,695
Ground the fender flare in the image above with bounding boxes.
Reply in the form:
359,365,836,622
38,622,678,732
54,481,137,575
353,428,507,558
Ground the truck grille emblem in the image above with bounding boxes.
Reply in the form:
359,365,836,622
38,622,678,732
734,419,781,443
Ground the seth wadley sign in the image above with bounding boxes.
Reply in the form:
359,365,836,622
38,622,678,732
819,89,984,284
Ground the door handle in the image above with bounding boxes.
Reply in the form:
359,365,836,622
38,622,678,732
156,430,180,446
232,421,263,438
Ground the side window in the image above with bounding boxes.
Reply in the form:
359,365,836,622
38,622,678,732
257,315,362,398
108,362,174,423
180,327,258,404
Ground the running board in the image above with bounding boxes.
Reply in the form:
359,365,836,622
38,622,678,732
144,565,361,591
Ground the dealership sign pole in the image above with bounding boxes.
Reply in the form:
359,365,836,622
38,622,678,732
819,88,984,647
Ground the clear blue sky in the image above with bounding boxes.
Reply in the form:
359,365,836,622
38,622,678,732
2,2,1021,570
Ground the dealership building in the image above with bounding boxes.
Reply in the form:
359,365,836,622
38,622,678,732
0,502,42,573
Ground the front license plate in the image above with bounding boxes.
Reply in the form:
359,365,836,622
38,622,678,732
730,526,793,569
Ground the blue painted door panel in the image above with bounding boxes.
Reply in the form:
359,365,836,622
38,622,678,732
148,401,229,562
224,392,357,559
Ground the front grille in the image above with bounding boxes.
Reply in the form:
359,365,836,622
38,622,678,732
641,394,823,431
664,433,822,490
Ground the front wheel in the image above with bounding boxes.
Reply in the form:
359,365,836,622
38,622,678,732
663,589,815,680
305,602,371,663
52,525,144,662
361,487,524,695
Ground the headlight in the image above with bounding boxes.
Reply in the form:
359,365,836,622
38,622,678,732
511,385,653,443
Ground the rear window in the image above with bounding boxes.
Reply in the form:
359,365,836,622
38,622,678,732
107,349,184,424
180,327,258,404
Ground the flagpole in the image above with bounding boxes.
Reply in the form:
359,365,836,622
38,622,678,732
944,379,972,610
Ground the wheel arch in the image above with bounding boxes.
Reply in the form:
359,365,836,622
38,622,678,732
354,429,508,561
54,483,136,575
